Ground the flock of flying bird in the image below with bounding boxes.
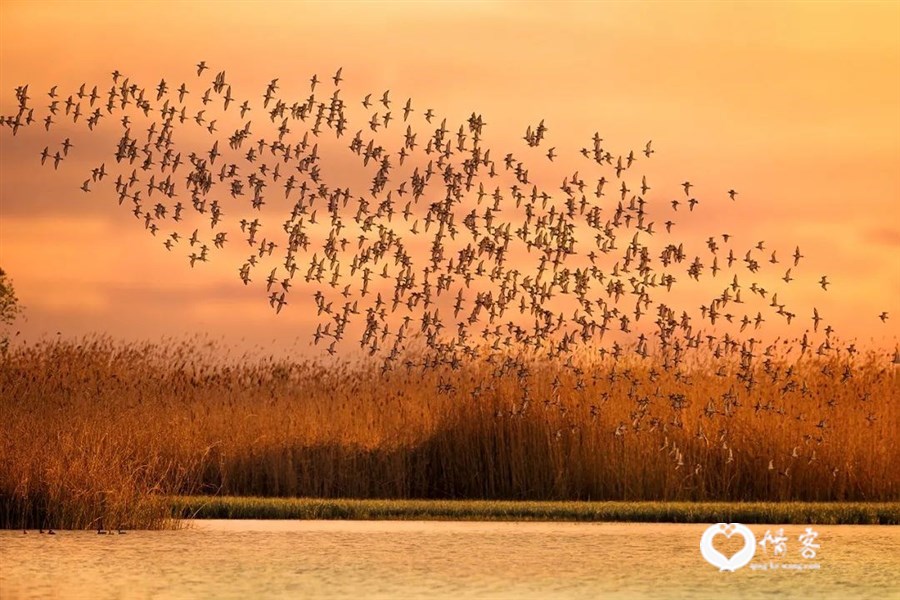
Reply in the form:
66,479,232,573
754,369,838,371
2,62,897,388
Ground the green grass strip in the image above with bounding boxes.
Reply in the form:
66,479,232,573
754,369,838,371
171,496,900,524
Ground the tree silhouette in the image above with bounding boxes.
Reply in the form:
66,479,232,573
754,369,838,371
0,268,22,353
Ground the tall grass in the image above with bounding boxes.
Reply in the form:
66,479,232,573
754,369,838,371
172,497,900,524
0,336,897,529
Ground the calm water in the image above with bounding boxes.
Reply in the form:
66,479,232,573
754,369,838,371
1,521,898,599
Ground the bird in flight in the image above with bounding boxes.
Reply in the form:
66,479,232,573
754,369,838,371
2,58,880,390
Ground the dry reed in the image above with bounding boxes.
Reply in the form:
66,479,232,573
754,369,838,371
0,335,897,529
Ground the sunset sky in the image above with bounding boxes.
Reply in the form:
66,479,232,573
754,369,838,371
1,1,898,357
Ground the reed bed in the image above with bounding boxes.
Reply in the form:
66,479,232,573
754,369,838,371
172,496,900,524
0,336,897,529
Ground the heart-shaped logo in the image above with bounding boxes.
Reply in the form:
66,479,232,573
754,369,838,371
700,523,756,571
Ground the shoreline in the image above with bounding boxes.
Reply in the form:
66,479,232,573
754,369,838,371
170,497,900,525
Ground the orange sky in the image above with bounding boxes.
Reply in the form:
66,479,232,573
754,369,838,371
1,1,898,356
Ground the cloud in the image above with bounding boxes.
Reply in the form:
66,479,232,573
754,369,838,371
863,228,900,248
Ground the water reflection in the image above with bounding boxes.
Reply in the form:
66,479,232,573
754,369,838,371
1,521,897,599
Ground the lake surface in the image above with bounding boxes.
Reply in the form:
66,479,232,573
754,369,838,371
1,521,898,599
